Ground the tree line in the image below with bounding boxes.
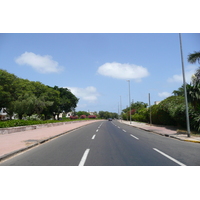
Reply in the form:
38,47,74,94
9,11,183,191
0,69,79,120
98,111,118,119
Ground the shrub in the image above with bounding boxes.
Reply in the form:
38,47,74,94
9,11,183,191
0,119,44,128
70,116,78,120
132,108,149,122
150,104,176,126
132,113,147,122
88,115,96,119
191,113,200,132
80,115,86,119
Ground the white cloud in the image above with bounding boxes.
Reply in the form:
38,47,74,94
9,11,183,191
97,62,149,81
167,66,197,83
158,92,171,98
15,52,64,73
67,86,100,102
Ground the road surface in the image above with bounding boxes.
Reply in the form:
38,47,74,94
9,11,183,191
1,120,200,166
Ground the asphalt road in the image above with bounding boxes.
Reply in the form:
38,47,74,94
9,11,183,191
1,120,200,166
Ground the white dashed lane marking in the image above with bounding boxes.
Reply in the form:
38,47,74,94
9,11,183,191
78,149,90,166
130,134,139,140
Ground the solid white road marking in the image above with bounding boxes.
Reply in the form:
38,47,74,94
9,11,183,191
122,129,126,132
130,134,139,140
78,149,90,166
153,148,186,166
92,135,96,139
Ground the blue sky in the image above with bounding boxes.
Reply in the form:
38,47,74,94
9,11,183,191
0,33,199,113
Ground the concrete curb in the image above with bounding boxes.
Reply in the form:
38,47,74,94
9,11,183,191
0,122,91,163
181,139,200,143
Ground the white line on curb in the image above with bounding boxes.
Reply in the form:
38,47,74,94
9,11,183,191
78,149,90,166
153,148,186,166
130,134,139,140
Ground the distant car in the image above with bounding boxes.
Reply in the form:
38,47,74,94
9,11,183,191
108,118,112,121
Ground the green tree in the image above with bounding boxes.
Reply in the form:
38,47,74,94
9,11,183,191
0,70,79,120
98,111,118,119
0,69,18,109
41,86,60,120
123,101,148,113
51,86,79,120
172,85,184,96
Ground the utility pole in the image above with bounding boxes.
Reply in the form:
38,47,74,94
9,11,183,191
179,33,190,137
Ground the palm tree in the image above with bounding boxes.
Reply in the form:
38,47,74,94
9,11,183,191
172,85,185,96
188,51,200,64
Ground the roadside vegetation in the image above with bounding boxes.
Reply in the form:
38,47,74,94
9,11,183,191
0,70,117,128
0,118,98,128
0,69,79,121
122,51,200,133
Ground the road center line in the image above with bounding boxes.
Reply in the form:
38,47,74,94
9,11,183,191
92,135,96,139
118,126,120,129
153,148,186,166
98,122,103,129
122,129,126,132
78,149,90,166
130,134,139,140
96,129,99,132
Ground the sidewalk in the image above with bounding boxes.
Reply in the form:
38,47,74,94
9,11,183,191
120,120,200,143
0,120,103,162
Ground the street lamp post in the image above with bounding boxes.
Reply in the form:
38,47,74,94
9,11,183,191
120,95,122,122
127,80,131,124
179,33,190,137
148,93,152,126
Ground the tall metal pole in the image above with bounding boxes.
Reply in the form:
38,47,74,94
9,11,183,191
118,102,119,119
179,33,190,137
148,93,152,126
120,95,122,122
126,105,128,121
127,80,131,124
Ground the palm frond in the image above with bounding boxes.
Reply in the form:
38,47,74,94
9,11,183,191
188,51,200,64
